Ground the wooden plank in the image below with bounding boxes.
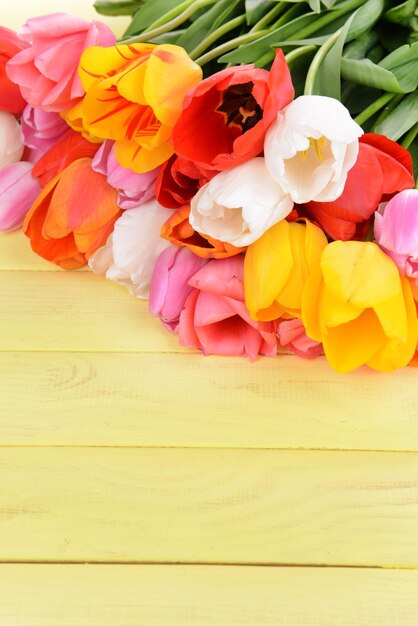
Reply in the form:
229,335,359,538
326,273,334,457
0,232,88,271
0,269,179,352
1,564,418,626
1,447,418,566
1,351,418,450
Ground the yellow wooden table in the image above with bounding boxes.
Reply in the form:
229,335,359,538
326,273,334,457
1,3,418,623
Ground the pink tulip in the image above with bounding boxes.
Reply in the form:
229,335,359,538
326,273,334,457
277,318,323,359
92,141,159,210
149,247,208,332
21,105,68,156
179,256,278,359
0,161,41,231
6,13,115,112
374,189,418,283
0,111,24,169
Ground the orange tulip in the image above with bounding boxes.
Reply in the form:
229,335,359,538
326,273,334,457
161,205,244,259
77,43,202,173
24,157,121,269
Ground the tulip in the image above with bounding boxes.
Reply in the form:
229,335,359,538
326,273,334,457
277,318,323,359
88,199,173,298
92,140,159,210
23,157,121,269
173,49,294,170
0,26,27,114
374,189,418,284
178,256,278,359
32,129,100,187
302,241,418,372
264,95,363,204
6,13,115,112
0,111,24,169
302,134,415,240
155,155,215,209
78,43,202,173
149,246,208,331
190,157,293,248
161,205,244,259
244,219,328,321
21,105,68,156
0,161,41,231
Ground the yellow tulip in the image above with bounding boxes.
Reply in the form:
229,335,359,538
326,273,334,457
302,240,418,372
244,219,328,321
77,43,202,173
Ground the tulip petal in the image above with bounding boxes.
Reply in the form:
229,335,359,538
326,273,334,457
322,308,386,373
244,220,293,320
321,241,401,308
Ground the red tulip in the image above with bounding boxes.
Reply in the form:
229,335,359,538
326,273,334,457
155,154,215,209
172,49,294,171
302,133,415,241
0,26,27,114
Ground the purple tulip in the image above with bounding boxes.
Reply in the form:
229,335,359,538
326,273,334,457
0,161,41,231
149,247,208,332
21,105,68,158
92,140,159,210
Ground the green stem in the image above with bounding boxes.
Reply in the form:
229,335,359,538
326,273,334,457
250,2,288,33
189,15,246,60
354,92,395,127
118,0,217,44
304,27,343,95
401,122,418,150
291,0,364,41
194,29,270,66
373,94,403,127
285,44,318,66
144,0,203,31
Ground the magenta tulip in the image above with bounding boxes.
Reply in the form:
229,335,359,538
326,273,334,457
0,161,41,231
92,140,159,210
149,247,208,332
374,189,418,284
178,256,278,358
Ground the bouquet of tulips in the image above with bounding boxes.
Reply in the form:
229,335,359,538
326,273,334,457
0,0,417,373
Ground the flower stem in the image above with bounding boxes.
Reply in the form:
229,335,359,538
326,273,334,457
118,0,217,44
285,44,318,66
189,15,247,60
194,30,270,66
304,27,343,95
354,93,395,127
250,2,288,33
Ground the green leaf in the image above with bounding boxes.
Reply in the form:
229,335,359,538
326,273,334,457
343,29,380,59
245,0,275,25
177,0,243,52
379,42,418,92
345,0,385,42
219,9,320,63
308,0,321,12
341,57,404,92
147,29,186,44
373,91,418,141
305,14,354,99
384,0,418,29
94,0,142,16
123,0,180,36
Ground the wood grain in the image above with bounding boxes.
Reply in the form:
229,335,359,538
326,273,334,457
1,351,418,450
1,564,418,625
1,447,418,566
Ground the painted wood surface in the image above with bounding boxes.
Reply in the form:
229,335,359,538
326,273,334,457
1,447,418,567
1,350,418,450
2,565,418,626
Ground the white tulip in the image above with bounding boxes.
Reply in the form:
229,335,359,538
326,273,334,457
190,157,293,247
89,198,172,298
264,95,363,204
0,111,24,170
